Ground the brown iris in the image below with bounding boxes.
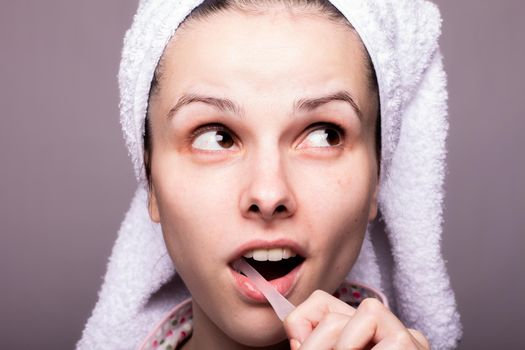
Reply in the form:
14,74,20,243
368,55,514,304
215,130,234,148
325,128,341,146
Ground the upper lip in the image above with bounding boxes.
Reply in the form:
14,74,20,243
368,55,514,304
228,238,307,264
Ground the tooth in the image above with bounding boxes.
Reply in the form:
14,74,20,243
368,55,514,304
253,249,268,261
268,248,283,261
243,251,253,258
291,251,297,257
282,248,292,259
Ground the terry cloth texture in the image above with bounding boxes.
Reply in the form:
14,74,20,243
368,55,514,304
77,0,462,349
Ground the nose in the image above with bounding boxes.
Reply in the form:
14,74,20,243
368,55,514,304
240,148,297,222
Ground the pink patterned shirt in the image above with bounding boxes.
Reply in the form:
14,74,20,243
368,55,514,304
139,280,388,350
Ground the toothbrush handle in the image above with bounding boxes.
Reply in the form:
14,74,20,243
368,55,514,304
233,259,296,321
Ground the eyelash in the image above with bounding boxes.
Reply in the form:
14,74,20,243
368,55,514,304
188,122,237,141
302,121,346,143
188,121,346,148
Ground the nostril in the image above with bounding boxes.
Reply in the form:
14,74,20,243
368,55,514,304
247,203,289,219
249,204,259,213
274,205,286,214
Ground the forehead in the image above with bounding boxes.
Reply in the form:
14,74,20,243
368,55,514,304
156,9,372,115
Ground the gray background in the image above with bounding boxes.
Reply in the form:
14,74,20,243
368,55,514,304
1,0,523,349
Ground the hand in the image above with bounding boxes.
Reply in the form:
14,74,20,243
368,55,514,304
283,290,430,350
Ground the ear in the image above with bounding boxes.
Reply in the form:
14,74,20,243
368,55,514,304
148,184,161,223
368,176,379,222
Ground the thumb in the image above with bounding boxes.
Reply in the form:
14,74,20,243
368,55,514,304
283,310,314,346
283,290,355,344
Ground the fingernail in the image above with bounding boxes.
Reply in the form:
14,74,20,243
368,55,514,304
290,338,301,350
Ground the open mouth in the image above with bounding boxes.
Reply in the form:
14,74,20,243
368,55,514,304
233,248,305,281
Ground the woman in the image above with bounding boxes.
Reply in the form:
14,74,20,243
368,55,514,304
78,0,462,349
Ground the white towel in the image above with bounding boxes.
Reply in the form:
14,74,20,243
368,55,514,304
77,0,462,349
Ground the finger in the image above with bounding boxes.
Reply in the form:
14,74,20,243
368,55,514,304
298,312,350,350
334,298,406,348
284,289,356,344
408,329,430,349
369,332,424,350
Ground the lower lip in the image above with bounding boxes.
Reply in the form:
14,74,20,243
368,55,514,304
230,261,303,302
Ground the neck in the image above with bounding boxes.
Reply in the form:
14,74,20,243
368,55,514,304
183,300,290,350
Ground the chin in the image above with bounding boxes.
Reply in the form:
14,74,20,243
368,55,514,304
219,306,288,347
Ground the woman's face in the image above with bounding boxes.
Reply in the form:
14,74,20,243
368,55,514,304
147,9,379,347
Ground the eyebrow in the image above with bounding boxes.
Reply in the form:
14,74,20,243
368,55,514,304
166,90,363,121
295,90,363,120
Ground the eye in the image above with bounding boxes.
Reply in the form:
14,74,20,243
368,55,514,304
191,124,237,151
298,124,344,149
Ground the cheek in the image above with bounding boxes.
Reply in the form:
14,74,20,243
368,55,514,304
305,185,370,258
295,159,374,286
152,161,238,263
297,158,374,234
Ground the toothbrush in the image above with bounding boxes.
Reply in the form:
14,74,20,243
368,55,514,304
233,259,296,321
